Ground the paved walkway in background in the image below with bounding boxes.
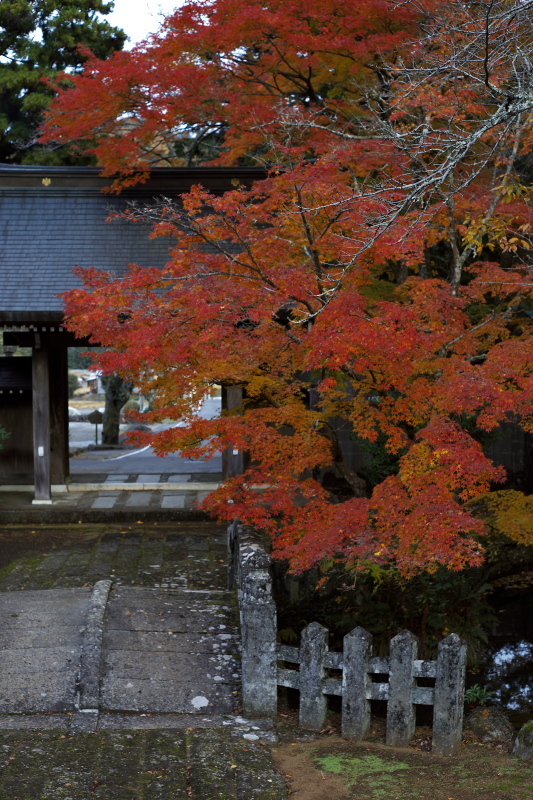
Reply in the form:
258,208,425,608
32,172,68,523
0,471,222,522
0,447,223,517
0,522,288,799
2,394,224,517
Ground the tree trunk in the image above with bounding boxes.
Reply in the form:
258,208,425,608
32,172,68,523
101,374,134,446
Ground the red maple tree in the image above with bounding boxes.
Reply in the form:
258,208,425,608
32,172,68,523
41,0,533,575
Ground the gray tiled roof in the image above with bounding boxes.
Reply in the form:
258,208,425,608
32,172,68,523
0,166,265,323
0,189,174,318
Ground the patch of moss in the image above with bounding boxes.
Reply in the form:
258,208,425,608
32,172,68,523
0,562,16,582
452,761,533,796
315,754,411,798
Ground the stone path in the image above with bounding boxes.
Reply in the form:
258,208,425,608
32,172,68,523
68,469,221,511
0,523,288,798
0,728,287,799
0,587,87,715
0,481,218,517
0,523,228,591
0,584,241,724
101,587,240,715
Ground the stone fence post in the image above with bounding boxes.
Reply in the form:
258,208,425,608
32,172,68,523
432,633,467,756
230,521,278,718
299,622,328,730
342,626,373,739
386,630,418,747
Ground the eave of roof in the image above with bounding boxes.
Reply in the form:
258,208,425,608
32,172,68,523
0,164,267,194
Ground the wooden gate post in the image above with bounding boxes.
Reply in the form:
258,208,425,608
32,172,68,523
32,340,52,504
221,386,245,479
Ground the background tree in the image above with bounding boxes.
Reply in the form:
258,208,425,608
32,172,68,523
42,0,533,577
0,0,125,163
68,346,100,370
101,373,133,446
67,371,79,398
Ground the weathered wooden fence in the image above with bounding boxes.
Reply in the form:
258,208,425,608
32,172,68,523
228,521,467,756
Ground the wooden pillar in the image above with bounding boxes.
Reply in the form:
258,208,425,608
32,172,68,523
32,337,52,504
221,386,245,479
49,343,69,486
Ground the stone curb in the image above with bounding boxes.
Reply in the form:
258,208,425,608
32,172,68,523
68,482,222,492
0,713,276,740
69,579,113,733
0,482,221,492
79,579,113,710
0,508,209,524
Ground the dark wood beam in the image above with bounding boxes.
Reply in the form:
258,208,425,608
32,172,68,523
222,386,245,479
32,339,52,503
50,344,69,486
4,330,96,348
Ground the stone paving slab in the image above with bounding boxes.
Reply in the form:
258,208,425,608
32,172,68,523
101,680,238,714
0,587,91,606
0,675,79,714
0,524,229,592
101,587,241,715
103,629,241,655
0,648,80,673
0,608,86,628
0,729,288,799
124,490,153,507
105,594,238,634
90,496,117,509
0,588,90,713
162,495,186,508
103,649,240,681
